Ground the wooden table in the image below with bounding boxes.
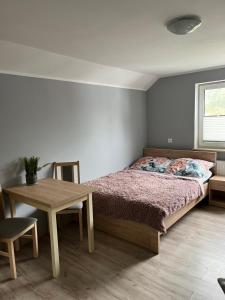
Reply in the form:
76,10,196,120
4,178,96,278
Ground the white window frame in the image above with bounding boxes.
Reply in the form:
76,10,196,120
195,80,225,150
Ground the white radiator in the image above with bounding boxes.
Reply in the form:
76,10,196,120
216,160,225,175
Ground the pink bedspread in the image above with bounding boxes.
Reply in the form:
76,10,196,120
86,169,204,232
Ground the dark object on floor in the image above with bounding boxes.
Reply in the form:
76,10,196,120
218,278,225,294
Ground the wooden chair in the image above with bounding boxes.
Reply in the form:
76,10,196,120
0,189,39,279
53,161,83,241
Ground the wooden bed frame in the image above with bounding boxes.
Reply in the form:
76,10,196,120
94,148,217,254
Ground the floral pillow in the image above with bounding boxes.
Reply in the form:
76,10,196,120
166,158,214,179
130,156,171,173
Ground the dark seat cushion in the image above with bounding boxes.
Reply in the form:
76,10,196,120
0,217,37,239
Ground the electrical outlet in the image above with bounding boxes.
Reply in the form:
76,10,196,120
168,138,173,143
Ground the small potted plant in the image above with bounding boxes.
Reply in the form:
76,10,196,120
22,156,49,185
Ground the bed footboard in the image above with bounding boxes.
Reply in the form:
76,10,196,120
94,215,160,254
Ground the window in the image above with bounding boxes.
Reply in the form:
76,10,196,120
195,80,225,150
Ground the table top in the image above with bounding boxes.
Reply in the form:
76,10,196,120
4,178,96,210
210,175,225,182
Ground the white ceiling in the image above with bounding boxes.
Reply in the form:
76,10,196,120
0,40,156,90
0,0,225,88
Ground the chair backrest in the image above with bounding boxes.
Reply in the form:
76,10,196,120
0,186,5,220
53,161,80,184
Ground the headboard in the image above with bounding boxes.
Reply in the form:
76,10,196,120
143,148,217,174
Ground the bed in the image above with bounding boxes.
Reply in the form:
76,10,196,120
88,148,217,254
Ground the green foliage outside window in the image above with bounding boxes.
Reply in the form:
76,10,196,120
205,88,225,116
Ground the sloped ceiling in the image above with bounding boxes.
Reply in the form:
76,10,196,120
0,40,156,90
0,0,225,90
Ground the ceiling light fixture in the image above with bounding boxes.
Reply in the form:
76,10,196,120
166,15,202,35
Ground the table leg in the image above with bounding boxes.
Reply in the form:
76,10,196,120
48,210,60,278
86,193,94,253
9,197,16,217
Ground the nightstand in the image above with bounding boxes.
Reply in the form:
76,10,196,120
209,175,225,208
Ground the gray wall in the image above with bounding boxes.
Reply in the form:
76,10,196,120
0,74,147,232
147,67,225,153
4,66,225,231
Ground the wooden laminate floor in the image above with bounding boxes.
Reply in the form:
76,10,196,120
1,205,225,300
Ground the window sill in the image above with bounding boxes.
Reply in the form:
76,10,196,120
194,148,225,153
